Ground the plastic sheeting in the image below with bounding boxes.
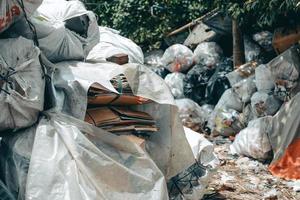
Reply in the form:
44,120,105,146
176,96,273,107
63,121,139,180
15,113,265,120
230,117,272,160
24,112,168,200
0,37,45,131
164,72,185,99
9,0,99,63
0,0,42,33
268,94,300,180
50,61,195,179
161,44,194,72
167,127,218,200
268,93,300,163
87,26,144,64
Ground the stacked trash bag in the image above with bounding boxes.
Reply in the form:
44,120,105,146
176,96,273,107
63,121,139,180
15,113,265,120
0,1,220,200
146,17,300,182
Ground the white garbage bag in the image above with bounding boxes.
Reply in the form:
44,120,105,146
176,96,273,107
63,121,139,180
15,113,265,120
161,44,194,72
164,72,185,99
251,92,282,117
0,37,45,131
24,112,169,200
230,117,272,160
87,26,144,64
193,42,223,67
0,0,42,33
10,0,99,63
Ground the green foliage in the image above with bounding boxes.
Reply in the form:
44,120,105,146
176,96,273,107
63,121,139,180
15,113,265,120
84,0,212,50
213,0,300,31
84,0,300,49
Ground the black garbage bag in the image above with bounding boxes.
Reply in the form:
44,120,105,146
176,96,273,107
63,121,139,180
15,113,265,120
148,66,171,79
205,58,234,105
183,64,215,105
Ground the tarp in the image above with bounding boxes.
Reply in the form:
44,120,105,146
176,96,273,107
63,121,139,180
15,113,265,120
268,93,300,180
6,112,167,200
87,27,144,64
49,61,195,179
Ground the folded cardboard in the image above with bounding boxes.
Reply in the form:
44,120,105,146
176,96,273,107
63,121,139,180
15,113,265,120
85,107,157,130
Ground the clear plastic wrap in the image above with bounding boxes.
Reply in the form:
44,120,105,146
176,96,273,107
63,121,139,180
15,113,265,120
193,42,223,67
24,112,169,200
164,72,185,99
161,44,194,72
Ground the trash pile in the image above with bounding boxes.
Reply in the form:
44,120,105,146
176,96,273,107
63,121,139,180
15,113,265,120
0,1,219,200
146,9,300,189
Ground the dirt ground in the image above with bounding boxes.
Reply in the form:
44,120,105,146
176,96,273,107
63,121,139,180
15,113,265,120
202,136,300,200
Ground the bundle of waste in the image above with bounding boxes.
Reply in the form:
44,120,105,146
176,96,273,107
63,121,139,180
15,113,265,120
4,0,99,62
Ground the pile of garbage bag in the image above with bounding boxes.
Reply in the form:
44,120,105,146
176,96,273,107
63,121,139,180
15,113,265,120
0,1,220,199
155,20,300,183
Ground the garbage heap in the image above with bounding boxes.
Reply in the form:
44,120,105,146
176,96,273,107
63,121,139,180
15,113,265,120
146,13,300,183
0,1,218,200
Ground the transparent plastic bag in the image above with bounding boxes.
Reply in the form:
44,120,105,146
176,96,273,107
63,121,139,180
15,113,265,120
230,117,272,160
164,72,185,99
232,76,257,103
244,37,261,63
161,44,194,72
252,31,273,52
251,92,282,117
175,99,205,132
255,65,275,92
193,42,223,67
214,108,244,137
